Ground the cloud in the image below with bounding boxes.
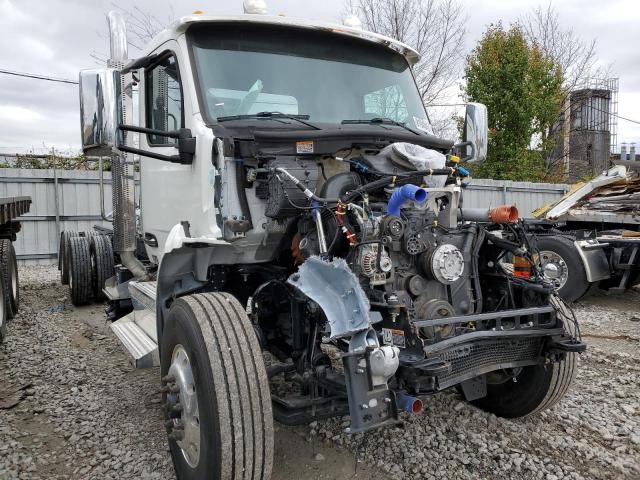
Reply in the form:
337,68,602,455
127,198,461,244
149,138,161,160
0,0,637,153
0,105,44,122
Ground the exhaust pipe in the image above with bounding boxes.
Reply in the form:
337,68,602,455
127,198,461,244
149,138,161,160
395,392,423,414
107,11,149,280
107,11,128,62
459,205,519,224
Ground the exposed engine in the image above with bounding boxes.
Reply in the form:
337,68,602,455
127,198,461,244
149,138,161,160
236,141,579,433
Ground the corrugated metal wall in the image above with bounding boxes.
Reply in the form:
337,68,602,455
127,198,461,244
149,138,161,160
462,179,570,218
0,169,113,264
0,169,570,265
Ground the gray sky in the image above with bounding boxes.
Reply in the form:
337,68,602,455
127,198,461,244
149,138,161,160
0,0,638,155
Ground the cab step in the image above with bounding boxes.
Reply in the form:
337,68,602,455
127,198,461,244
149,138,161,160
109,280,159,368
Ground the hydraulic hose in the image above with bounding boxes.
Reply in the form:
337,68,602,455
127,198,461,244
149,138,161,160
395,392,423,414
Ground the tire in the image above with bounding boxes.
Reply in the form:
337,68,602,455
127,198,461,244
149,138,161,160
68,236,92,305
536,235,589,302
0,273,6,344
0,239,18,319
59,230,77,285
89,235,114,301
160,292,274,480
471,298,577,418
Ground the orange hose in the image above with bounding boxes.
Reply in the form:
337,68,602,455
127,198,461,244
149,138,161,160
488,205,519,224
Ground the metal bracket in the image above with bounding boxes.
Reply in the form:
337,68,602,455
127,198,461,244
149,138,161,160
459,375,487,401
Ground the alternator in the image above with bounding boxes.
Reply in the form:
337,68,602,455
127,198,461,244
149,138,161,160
359,245,392,286
425,244,464,284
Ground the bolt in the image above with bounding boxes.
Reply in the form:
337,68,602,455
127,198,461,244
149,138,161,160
360,404,369,409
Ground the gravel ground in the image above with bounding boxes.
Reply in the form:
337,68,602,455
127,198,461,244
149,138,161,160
0,266,639,479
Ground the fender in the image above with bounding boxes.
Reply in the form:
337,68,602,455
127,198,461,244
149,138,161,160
573,238,610,282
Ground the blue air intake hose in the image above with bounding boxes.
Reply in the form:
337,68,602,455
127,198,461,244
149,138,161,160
386,184,427,217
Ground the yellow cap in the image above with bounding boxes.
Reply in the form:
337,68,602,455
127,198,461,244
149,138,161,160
450,155,460,164
193,10,204,14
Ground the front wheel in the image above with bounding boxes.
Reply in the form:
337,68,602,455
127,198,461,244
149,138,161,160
160,292,274,480
471,297,578,418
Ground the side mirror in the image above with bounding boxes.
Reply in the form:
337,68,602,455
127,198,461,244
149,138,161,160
79,68,122,155
462,102,488,163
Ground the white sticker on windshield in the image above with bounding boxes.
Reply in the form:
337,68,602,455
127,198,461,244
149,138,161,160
413,117,434,135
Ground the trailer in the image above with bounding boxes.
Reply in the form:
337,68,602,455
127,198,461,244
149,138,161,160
0,196,32,343
58,3,584,478
528,164,640,301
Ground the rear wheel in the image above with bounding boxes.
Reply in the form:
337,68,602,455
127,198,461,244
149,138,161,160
0,273,6,343
0,239,18,319
59,230,77,286
536,235,589,302
471,298,577,418
160,292,274,480
69,236,92,305
89,235,114,301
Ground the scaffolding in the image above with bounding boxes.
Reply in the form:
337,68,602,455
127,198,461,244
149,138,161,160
577,77,619,154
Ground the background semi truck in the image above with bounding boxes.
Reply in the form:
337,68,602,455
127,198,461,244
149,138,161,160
527,163,640,302
60,3,584,479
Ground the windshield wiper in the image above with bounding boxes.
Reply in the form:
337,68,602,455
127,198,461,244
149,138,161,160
341,117,421,136
217,112,320,130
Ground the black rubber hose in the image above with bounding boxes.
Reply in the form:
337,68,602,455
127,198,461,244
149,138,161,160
235,158,253,230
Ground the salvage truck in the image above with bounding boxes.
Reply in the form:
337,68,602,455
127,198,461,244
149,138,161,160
61,3,584,478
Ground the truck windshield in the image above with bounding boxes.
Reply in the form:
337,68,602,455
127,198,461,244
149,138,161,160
188,23,428,129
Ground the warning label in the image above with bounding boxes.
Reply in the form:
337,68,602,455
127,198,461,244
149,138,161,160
382,328,406,348
296,140,314,154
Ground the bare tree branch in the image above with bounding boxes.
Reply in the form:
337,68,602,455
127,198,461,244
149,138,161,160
520,2,598,91
108,2,175,54
348,0,467,107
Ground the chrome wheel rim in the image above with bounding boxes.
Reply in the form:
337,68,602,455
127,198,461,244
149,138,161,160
539,250,569,289
168,344,201,468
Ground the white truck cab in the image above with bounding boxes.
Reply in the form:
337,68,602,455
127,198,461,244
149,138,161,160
119,12,426,265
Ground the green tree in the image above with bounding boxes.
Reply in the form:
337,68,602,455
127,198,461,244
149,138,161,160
464,24,563,181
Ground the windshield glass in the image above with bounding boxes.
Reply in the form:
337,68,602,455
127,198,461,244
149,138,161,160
188,23,428,128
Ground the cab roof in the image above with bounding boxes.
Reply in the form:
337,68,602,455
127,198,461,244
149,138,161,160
142,14,420,65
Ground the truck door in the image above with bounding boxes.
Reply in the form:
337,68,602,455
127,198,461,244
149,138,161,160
138,45,196,264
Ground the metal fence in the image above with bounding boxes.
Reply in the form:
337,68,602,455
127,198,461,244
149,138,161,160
0,169,113,264
0,168,571,265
